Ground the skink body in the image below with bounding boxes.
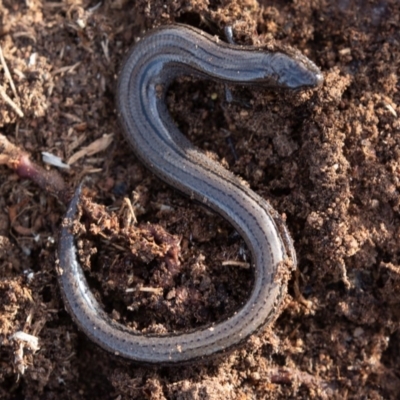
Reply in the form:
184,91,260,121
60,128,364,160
58,24,323,364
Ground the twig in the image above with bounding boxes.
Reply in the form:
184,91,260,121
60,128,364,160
0,85,24,118
221,260,250,269
0,45,18,99
52,61,82,75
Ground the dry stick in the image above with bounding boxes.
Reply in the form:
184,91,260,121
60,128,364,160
0,85,24,117
221,260,250,269
0,45,23,117
0,45,18,99
52,61,81,75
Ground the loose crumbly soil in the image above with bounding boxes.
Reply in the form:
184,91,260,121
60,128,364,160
1,0,400,399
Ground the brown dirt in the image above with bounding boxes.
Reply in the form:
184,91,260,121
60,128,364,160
1,0,400,399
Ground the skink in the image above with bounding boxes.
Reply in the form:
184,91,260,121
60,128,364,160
58,24,323,364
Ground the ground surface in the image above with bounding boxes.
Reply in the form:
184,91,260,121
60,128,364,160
0,0,400,399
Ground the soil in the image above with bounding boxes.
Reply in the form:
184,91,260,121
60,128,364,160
1,0,400,399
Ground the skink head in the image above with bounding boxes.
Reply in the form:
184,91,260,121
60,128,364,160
266,51,324,90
